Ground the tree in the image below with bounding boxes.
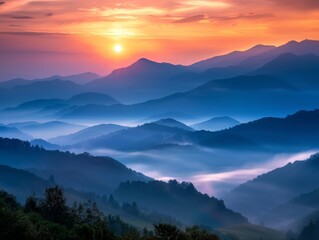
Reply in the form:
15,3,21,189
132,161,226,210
184,226,220,240
154,223,183,240
40,186,68,224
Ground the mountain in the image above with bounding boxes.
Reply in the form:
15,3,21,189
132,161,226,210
153,118,194,131
223,153,319,221
0,78,36,89
49,124,128,145
141,112,193,122
0,164,51,202
4,99,68,113
191,117,240,131
68,92,119,106
18,121,85,139
213,110,319,151
61,74,303,122
252,53,319,89
86,58,200,103
113,180,248,228
189,44,275,72
0,126,32,140
53,72,100,85
77,123,189,151
0,72,100,89
0,79,85,108
71,109,319,153
262,187,319,229
1,92,119,123
239,39,319,69
30,139,62,150
193,74,295,92
0,137,151,195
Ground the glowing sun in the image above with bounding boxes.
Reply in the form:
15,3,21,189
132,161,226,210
113,43,123,53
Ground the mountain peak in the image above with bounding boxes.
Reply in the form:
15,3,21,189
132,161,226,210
135,58,156,64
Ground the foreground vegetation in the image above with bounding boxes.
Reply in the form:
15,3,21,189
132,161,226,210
0,186,220,240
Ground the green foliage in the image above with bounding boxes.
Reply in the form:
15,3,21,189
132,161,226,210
184,226,220,240
153,223,184,240
0,187,223,240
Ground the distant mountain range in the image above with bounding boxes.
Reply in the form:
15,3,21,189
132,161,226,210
57,110,319,153
189,44,276,71
0,72,100,89
1,39,318,108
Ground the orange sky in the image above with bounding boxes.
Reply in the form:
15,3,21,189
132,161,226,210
0,0,319,80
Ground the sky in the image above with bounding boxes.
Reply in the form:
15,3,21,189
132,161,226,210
1,0,319,80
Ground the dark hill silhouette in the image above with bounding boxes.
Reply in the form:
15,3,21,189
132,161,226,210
0,72,100,89
153,118,194,131
191,117,240,131
68,92,119,106
262,187,319,229
223,153,319,220
113,180,248,228
189,44,275,71
77,123,190,151
86,58,200,102
60,75,305,122
0,137,150,194
0,164,51,202
49,123,128,145
252,53,319,89
0,126,32,141
239,39,319,69
0,79,85,108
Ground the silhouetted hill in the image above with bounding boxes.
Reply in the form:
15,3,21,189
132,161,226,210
60,75,306,122
72,109,319,152
0,126,32,140
239,39,319,69
154,118,194,131
262,187,319,228
0,138,151,194
0,79,85,108
49,124,128,145
0,164,50,202
252,53,319,89
189,44,275,71
0,72,100,89
223,153,319,220
86,58,198,102
113,180,248,228
0,78,36,89
191,117,240,131
30,139,62,150
193,75,295,92
78,123,189,151
217,110,319,151
4,99,67,112
19,121,85,139
68,92,119,106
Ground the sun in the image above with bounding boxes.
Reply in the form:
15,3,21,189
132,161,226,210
113,43,123,53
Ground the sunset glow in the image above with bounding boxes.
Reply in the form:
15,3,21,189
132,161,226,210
113,43,123,53
0,0,319,80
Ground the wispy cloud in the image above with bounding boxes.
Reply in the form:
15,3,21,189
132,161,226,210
173,14,205,23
